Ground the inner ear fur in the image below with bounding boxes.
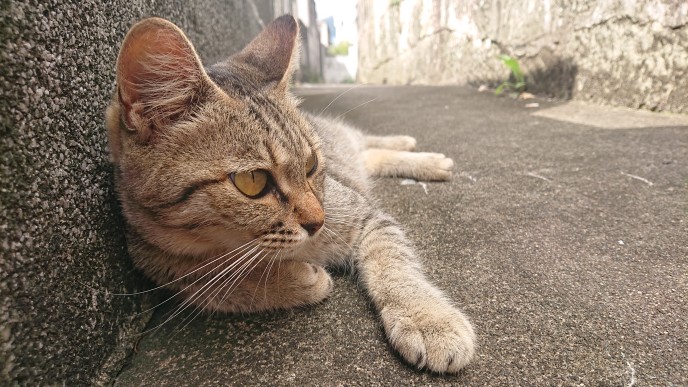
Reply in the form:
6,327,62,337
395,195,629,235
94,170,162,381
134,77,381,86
231,15,299,92
115,17,211,143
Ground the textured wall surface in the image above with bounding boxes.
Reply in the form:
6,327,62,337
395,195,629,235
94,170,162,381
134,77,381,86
358,0,688,113
0,1,269,384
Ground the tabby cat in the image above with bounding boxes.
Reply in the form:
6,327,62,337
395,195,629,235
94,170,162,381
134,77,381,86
105,15,475,373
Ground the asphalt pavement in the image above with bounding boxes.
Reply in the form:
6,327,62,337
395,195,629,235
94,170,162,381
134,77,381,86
115,85,687,386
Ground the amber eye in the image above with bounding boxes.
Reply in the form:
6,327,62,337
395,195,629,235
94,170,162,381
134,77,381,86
231,170,268,198
306,153,318,176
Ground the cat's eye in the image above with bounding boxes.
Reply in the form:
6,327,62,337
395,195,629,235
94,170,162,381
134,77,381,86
306,153,318,176
231,170,268,198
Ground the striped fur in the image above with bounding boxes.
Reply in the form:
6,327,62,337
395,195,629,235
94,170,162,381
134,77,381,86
106,16,474,373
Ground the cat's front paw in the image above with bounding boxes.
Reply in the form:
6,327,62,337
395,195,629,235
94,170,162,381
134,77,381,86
281,261,333,306
381,303,475,373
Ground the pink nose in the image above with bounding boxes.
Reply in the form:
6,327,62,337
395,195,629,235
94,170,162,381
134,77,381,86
293,191,325,236
300,220,323,236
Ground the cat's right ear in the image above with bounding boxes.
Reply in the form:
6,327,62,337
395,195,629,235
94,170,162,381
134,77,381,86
231,15,299,93
114,18,211,143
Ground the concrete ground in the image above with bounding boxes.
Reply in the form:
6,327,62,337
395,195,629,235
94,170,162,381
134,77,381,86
114,86,687,386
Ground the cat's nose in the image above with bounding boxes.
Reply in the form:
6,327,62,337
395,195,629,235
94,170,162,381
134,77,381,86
293,191,325,236
300,220,323,236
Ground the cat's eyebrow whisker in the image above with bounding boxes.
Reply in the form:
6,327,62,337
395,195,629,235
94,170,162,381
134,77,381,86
334,98,377,120
113,238,259,296
319,85,359,115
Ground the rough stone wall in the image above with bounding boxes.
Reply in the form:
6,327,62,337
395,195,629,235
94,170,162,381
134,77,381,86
358,0,688,113
0,1,270,384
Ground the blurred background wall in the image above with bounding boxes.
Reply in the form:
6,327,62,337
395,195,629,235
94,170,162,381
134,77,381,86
357,0,688,114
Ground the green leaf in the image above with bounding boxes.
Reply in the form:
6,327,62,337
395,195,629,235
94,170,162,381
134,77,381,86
495,83,507,95
514,81,526,92
499,55,525,84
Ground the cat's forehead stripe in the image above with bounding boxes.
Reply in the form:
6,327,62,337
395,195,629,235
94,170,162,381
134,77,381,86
269,142,290,166
206,63,314,165
206,65,286,119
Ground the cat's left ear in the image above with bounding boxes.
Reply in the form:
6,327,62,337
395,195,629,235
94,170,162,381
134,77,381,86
115,17,213,143
232,15,299,93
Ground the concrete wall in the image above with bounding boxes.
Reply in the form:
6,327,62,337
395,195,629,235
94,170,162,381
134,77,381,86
358,0,688,114
0,1,313,384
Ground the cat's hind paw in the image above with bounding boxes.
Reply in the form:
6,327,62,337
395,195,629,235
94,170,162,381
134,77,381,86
381,303,475,373
388,135,417,151
411,152,454,181
365,135,417,151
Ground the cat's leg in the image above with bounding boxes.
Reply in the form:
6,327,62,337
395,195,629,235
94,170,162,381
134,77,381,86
363,149,454,181
354,211,475,373
182,260,333,313
365,135,417,151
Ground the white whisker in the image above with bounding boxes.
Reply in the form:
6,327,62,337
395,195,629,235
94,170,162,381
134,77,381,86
323,225,353,251
175,247,266,329
166,245,266,332
319,85,358,115
250,250,280,309
335,98,377,120
113,238,258,296
134,244,262,336
210,248,269,313
129,241,258,318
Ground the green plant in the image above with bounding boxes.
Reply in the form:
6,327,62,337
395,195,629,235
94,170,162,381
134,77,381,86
495,55,526,95
327,41,352,56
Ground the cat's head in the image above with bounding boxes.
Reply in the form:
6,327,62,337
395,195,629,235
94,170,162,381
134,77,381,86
105,16,325,258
